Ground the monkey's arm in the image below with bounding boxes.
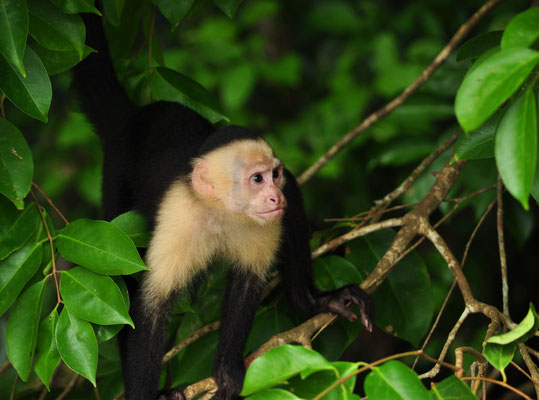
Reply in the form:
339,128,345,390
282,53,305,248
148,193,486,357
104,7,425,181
278,171,374,331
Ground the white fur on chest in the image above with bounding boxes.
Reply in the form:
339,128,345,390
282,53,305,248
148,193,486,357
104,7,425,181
142,181,282,310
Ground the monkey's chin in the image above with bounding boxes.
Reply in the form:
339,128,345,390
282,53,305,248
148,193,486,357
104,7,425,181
255,208,284,223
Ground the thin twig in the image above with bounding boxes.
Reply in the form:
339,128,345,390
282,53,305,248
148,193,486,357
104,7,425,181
461,376,533,400
56,373,80,400
419,308,470,379
497,177,510,318
31,190,61,304
297,0,504,185
0,361,11,379
32,182,69,225
0,93,6,119
311,217,403,258
517,343,539,398
374,130,461,210
412,198,497,370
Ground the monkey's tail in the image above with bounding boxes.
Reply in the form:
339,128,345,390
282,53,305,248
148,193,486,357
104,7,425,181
72,13,136,145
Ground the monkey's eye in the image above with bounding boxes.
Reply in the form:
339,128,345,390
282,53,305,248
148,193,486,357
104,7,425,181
252,174,264,184
272,169,280,179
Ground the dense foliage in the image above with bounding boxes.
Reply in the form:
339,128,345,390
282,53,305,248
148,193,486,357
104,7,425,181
1,0,538,399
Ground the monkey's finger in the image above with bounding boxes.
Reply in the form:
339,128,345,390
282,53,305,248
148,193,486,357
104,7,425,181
338,285,374,332
327,299,358,322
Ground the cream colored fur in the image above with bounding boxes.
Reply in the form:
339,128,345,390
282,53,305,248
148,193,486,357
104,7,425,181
142,140,283,312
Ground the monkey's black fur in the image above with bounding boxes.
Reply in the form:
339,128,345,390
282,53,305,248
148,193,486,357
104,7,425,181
74,13,373,400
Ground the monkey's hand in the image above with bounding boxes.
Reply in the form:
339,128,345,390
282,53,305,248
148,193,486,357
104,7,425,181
314,284,374,332
158,387,186,400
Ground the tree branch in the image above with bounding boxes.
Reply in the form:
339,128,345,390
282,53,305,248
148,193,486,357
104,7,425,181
297,0,504,185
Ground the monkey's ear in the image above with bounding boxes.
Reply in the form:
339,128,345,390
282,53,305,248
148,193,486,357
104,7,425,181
192,160,213,196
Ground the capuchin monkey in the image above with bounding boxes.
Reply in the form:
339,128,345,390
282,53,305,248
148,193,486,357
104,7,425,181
73,12,374,400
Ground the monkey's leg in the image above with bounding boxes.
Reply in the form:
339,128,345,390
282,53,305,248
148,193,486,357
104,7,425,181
119,285,180,400
213,269,264,400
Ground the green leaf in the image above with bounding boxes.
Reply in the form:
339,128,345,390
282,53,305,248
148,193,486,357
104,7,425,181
242,345,335,396
32,42,92,76
152,0,194,25
0,119,34,209
170,330,218,386
483,342,516,381
212,0,244,18
50,0,100,14
0,46,52,121
314,255,364,290
245,308,294,354
102,0,125,27
34,307,60,391
56,308,98,386
455,47,539,132
6,278,47,381
0,202,39,259
0,241,42,316
0,0,28,76
151,66,228,124
454,111,501,161
289,361,359,400
103,0,140,59
364,361,430,400
348,231,433,347
501,7,539,50
111,210,151,248
495,90,537,209
56,218,148,275
429,375,477,400
28,0,85,58
487,303,539,344
245,389,302,400
456,31,503,61
60,266,133,327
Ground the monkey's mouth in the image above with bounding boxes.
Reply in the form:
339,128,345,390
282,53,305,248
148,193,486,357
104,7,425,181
258,208,284,219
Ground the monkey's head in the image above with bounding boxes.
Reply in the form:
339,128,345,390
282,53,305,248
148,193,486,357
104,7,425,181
191,138,287,225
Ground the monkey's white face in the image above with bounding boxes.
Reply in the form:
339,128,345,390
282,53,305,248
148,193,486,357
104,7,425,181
191,139,287,225
243,160,286,224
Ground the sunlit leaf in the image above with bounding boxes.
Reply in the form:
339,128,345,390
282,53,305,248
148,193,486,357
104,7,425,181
56,308,98,386
245,389,302,400
501,7,539,50
34,307,60,391
242,345,335,396
6,279,47,381
364,361,430,400
429,375,477,400
487,303,539,344
60,266,133,327
455,48,539,132
56,218,148,275
495,90,537,209
483,342,516,381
